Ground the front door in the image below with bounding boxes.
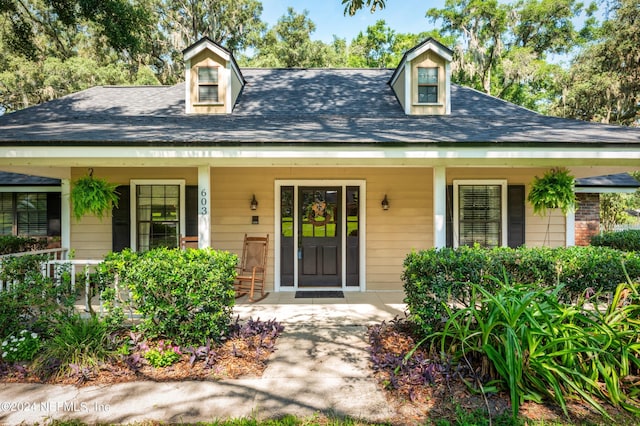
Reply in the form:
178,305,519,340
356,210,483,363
298,187,341,287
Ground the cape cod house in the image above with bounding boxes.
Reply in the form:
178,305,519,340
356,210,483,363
1,37,639,293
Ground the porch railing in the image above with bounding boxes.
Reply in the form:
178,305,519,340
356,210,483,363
0,248,69,291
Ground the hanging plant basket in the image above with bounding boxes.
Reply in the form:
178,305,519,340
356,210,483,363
71,171,119,221
527,167,577,217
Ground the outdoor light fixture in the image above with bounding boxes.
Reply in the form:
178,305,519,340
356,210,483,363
381,194,389,210
250,194,258,210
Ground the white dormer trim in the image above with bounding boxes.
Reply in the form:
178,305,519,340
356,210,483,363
389,38,453,116
185,58,192,114
184,39,231,62
405,40,453,63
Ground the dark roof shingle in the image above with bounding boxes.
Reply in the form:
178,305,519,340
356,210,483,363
1,68,639,145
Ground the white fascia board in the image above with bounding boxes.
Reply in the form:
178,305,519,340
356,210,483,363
406,41,453,63
575,187,639,194
2,146,640,166
183,40,231,62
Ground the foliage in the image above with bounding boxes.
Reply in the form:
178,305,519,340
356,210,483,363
34,314,115,379
427,0,597,111
553,0,640,125
102,248,237,346
527,167,576,216
159,0,265,53
600,191,640,232
341,0,387,16
403,246,640,335
1,330,41,362
248,8,339,68
430,279,640,418
70,173,119,221
591,229,640,251
0,254,76,340
0,235,47,254
142,340,182,368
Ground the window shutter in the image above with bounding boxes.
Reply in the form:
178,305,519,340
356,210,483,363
185,185,198,237
47,192,61,236
112,185,130,252
507,185,525,248
446,185,453,247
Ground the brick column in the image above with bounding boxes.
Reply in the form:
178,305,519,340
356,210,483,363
575,193,600,246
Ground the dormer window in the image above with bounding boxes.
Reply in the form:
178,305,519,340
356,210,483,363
183,37,245,114
388,38,453,115
197,67,219,103
418,67,438,104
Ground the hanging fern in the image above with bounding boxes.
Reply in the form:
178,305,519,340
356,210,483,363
71,174,119,221
527,167,576,217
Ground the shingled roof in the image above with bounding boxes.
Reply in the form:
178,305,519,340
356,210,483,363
1,68,639,145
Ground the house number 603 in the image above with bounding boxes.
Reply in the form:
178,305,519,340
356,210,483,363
200,189,208,215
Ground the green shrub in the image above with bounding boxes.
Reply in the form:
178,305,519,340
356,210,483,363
430,279,640,419
34,314,115,379
102,248,237,346
591,229,640,251
143,340,182,367
403,246,640,335
1,330,41,362
0,235,47,254
0,255,76,340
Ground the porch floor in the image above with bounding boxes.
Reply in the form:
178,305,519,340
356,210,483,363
234,291,407,325
73,290,408,326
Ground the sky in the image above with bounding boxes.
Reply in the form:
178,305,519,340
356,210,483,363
259,0,443,43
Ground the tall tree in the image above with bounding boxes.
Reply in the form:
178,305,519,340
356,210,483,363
248,8,338,68
553,0,639,125
341,0,387,16
158,0,265,53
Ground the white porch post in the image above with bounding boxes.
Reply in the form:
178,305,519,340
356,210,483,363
433,167,447,248
61,179,71,251
565,210,575,247
197,166,211,248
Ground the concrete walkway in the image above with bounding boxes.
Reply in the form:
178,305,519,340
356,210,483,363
0,292,407,425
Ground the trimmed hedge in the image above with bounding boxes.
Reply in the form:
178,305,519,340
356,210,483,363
0,235,48,255
403,245,640,335
99,248,237,346
591,229,640,251
0,254,76,340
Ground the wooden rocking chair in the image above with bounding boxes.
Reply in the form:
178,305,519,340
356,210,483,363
235,234,269,302
180,235,199,249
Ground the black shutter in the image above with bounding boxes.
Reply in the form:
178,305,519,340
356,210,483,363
185,185,198,236
446,185,453,247
507,185,525,248
112,185,130,252
46,192,61,237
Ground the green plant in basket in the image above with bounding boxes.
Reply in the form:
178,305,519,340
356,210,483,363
71,170,119,221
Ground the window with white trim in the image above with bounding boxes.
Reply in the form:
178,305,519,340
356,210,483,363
0,192,48,236
453,180,507,248
417,67,438,103
197,66,219,103
131,180,185,251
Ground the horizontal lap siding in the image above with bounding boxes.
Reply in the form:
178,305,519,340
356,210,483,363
447,167,567,248
211,167,435,291
366,169,433,290
69,167,198,259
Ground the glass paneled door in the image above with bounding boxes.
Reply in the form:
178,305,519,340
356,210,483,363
298,187,341,287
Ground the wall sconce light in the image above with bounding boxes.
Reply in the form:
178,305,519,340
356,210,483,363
381,194,389,210
250,194,258,210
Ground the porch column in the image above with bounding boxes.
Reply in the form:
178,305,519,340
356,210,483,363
566,209,576,247
197,166,211,248
61,179,71,252
433,167,447,248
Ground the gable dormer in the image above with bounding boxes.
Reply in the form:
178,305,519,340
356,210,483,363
183,37,245,114
389,38,453,116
